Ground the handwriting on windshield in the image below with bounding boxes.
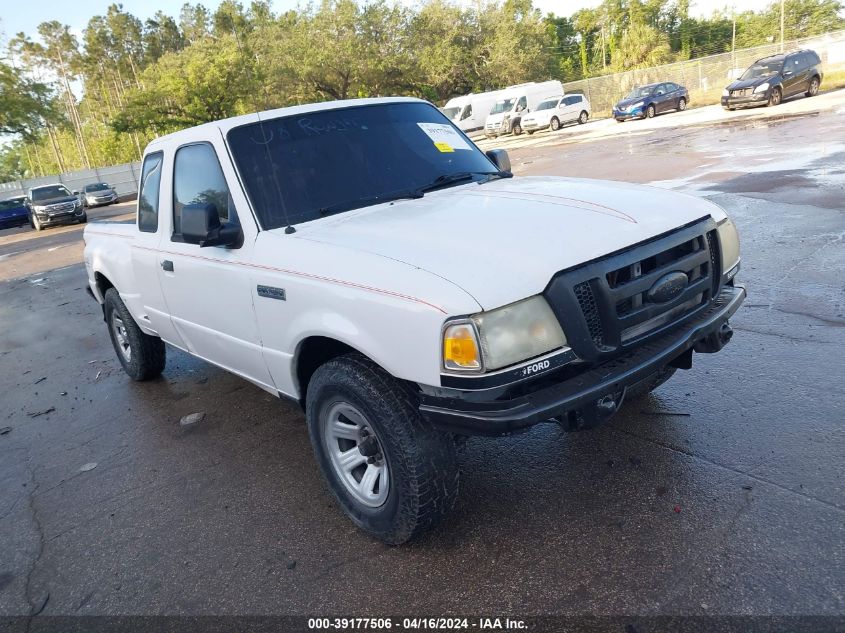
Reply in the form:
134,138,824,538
297,116,362,136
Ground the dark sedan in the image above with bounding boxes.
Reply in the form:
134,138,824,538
0,196,30,230
722,50,822,110
613,82,689,121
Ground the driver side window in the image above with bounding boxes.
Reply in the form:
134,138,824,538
172,143,239,241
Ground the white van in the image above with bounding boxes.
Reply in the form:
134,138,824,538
441,91,503,134
484,81,564,137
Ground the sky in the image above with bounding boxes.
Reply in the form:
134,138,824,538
1,0,770,42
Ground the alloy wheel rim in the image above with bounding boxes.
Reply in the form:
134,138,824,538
323,402,389,508
111,314,131,362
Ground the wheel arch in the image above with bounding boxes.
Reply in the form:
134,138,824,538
293,335,398,409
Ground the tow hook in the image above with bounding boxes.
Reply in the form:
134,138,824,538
556,389,626,431
694,322,734,354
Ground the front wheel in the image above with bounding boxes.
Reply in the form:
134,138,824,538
104,288,166,381
78,212,88,224
306,354,459,544
646,104,656,119
806,77,820,97
550,117,560,131
578,110,589,124
678,97,687,111
511,121,522,136
31,214,42,231
768,87,782,107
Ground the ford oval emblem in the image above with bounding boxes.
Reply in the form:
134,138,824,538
647,272,688,304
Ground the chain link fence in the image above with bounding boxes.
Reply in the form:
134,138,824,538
565,29,845,117
0,161,142,201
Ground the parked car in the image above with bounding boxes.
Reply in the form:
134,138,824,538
0,196,30,230
82,182,119,207
613,82,689,121
484,80,564,137
83,97,744,544
441,90,504,135
722,50,822,110
27,183,87,231
522,94,591,134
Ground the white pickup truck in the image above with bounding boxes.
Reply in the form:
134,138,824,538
84,97,744,544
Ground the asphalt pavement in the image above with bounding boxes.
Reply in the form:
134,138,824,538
0,92,843,620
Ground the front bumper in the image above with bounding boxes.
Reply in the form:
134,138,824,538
34,207,85,226
86,195,117,206
613,108,644,120
419,285,745,435
721,91,768,108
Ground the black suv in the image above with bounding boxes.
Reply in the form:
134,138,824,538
722,49,822,110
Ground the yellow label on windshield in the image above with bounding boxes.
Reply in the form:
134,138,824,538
434,141,454,153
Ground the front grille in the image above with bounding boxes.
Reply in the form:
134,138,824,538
574,281,608,350
544,218,720,362
731,88,751,97
48,202,75,213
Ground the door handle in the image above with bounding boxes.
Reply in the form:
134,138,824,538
161,260,174,272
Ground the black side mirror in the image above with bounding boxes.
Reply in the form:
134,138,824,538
486,149,511,174
181,203,240,248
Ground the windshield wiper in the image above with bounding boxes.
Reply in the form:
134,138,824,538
318,190,424,217
416,171,511,194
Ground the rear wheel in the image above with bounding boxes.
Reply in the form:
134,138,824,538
806,76,820,97
306,354,459,544
104,288,166,381
768,87,782,107
646,104,656,119
550,117,560,131
678,97,687,111
578,110,589,124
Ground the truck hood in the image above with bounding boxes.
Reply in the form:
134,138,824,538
290,176,725,311
33,195,77,207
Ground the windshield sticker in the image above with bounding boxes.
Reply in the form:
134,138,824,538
417,123,471,151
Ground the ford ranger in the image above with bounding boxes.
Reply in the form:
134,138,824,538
83,97,744,544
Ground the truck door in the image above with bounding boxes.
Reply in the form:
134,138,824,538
156,131,275,391
129,151,184,347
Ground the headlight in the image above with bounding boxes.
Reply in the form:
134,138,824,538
443,296,567,373
717,218,740,275
753,82,769,93
631,101,644,109
722,88,730,97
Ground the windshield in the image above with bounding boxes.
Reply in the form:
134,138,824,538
442,106,460,120
227,102,497,229
31,185,72,201
741,61,783,80
624,86,654,100
84,183,110,192
0,198,26,211
490,98,515,114
536,100,558,111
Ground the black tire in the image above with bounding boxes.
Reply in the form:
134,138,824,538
646,104,656,119
104,288,166,381
511,121,522,136
550,117,560,131
616,118,625,123
78,212,88,224
806,76,820,97
306,353,459,545
578,110,589,124
526,130,534,135
626,367,678,401
768,87,782,107
678,97,687,111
